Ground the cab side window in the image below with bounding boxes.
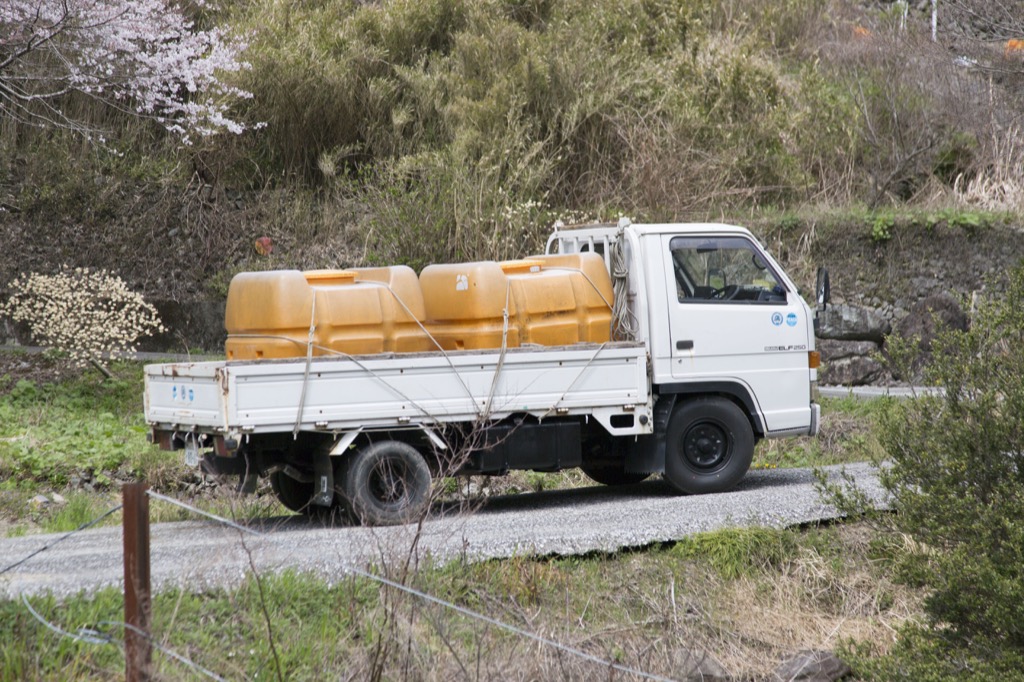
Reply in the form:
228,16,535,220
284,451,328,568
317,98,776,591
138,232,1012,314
670,236,787,304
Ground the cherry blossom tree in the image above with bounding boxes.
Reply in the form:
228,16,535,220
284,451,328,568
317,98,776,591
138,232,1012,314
0,0,252,140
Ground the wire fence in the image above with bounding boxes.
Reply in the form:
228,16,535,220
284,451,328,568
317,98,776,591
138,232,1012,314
20,593,225,681
3,489,681,682
0,503,122,577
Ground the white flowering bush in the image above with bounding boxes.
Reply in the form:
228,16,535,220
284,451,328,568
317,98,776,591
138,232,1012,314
1,268,165,371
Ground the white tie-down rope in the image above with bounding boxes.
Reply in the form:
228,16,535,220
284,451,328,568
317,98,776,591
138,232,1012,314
293,291,318,437
610,234,640,341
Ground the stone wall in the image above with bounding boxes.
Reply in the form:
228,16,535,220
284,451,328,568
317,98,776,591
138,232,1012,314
776,220,1024,385
4,219,1024,383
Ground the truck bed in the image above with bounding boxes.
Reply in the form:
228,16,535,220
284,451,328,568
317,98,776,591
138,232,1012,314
144,342,651,436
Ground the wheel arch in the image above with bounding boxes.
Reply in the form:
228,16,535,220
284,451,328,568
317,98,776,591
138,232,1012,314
655,381,766,439
625,382,764,476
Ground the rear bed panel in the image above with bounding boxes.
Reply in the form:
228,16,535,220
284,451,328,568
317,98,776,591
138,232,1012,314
145,343,650,435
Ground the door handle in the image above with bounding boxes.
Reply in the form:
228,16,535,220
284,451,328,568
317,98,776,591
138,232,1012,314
676,340,694,350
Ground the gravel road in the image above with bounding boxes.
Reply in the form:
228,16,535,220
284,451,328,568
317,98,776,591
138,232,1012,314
0,463,886,600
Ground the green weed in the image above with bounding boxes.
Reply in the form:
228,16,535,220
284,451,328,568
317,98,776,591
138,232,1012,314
39,494,115,534
869,214,894,243
671,526,797,580
0,362,167,496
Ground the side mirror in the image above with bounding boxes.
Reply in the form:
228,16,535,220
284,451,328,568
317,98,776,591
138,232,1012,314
815,266,831,311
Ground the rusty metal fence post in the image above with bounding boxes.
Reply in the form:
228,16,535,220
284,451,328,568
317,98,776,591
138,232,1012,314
123,482,152,682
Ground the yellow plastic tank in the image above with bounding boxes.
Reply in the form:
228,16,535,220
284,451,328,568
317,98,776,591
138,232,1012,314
500,259,579,346
420,254,613,351
224,266,432,360
529,252,613,344
419,261,519,350
347,266,432,353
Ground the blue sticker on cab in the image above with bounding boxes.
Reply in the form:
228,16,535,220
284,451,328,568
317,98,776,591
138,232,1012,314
771,312,784,326
786,313,798,327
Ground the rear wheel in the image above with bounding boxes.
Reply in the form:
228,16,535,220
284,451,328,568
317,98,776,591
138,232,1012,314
270,470,314,514
270,468,348,523
340,441,432,526
664,397,754,494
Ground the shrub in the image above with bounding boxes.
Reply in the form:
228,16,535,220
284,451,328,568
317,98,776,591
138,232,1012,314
861,262,1024,678
231,0,829,214
1,268,165,373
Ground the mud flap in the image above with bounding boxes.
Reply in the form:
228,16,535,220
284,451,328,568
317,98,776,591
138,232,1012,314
312,448,334,507
625,395,676,474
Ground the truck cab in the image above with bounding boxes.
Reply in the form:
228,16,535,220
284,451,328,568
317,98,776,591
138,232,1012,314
548,220,820,461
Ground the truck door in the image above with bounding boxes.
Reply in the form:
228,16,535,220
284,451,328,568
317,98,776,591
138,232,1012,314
662,234,812,434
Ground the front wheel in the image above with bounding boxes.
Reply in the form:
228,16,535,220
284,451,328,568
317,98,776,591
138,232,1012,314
664,397,754,494
340,441,432,526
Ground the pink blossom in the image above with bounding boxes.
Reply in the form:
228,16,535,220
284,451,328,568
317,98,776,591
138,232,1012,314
0,0,252,139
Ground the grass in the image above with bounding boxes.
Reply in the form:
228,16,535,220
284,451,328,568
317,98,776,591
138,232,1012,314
0,360,301,533
0,359,920,679
0,520,922,681
0,362,150,489
753,395,892,470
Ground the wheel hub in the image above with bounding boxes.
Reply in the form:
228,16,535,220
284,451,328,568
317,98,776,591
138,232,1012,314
683,423,728,469
369,460,407,506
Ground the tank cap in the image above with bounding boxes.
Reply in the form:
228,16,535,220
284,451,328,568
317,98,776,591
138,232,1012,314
304,269,358,285
499,259,544,274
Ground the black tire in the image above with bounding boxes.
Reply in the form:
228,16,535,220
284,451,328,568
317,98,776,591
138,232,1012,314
340,441,432,526
664,397,754,494
580,462,651,486
270,470,314,514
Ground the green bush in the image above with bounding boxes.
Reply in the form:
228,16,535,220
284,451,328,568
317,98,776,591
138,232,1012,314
861,262,1024,678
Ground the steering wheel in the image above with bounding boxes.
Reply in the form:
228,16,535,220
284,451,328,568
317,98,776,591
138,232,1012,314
711,284,739,300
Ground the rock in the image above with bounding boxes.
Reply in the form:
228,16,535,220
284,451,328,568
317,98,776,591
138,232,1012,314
816,339,886,385
51,493,67,505
672,647,732,681
146,299,227,352
773,650,851,681
887,293,969,382
29,494,50,509
816,304,891,343
816,339,878,361
820,354,888,386
893,293,968,353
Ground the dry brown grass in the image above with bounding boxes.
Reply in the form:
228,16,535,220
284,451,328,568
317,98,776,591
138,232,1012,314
326,521,926,681
708,525,921,677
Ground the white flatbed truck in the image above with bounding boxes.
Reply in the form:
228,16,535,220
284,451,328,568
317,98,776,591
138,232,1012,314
145,220,827,525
